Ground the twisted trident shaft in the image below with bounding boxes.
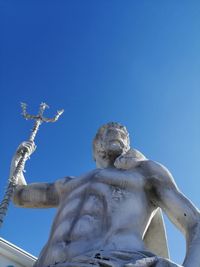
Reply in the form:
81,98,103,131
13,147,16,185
0,102,64,228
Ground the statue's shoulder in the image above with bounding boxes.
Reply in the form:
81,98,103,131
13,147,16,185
127,148,146,160
142,160,175,186
123,150,167,176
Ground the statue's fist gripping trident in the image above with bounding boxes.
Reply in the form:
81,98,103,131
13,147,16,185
0,102,64,227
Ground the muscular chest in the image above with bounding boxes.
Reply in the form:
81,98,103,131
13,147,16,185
54,169,152,240
100,169,148,212
59,168,148,216
91,168,146,195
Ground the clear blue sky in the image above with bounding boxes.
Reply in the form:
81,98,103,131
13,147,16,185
0,0,200,264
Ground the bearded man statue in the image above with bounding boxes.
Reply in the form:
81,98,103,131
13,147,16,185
11,122,200,267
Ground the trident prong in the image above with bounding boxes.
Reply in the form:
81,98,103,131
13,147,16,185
21,102,64,123
0,102,64,227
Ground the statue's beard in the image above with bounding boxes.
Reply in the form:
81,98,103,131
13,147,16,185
100,140,126,163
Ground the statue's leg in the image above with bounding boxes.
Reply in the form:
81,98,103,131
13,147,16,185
153,258,182,267
124,257,182,267
44,252,181,267
124,257,158,267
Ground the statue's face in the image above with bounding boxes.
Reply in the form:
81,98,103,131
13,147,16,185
93,123,130,163
101,127,128,157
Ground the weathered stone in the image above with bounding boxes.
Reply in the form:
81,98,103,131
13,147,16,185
11,122,200,267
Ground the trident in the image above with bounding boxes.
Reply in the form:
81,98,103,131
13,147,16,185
0,102,64,228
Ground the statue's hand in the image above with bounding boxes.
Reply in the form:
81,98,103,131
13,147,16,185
9,141,36,185
15,141,36,161
114,149,145,170
114,154,141,170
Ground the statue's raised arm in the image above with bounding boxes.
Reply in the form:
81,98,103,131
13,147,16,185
0,102,64,227
11,141,60,208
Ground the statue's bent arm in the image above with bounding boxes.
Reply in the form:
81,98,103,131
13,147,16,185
148,161,200,267
13,182,59,208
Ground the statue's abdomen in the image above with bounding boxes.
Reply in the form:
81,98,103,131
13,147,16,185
52,182,111,243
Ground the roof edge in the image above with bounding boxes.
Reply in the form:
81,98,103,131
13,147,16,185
0,237,37,267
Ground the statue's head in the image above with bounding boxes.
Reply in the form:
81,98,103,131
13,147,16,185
93,122,130,166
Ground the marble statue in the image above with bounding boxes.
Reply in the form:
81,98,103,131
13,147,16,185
11,122,200,267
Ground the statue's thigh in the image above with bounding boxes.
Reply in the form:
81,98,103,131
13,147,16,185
123,257,181,267
153,258,181,267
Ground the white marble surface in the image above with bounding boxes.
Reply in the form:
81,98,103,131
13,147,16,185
11,123,200,267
